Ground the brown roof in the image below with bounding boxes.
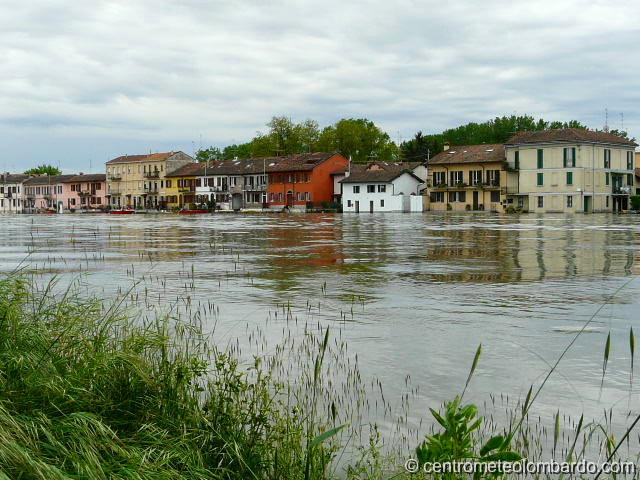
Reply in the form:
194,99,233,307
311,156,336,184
339,161,424,183
166,152,345,177
106,151,182,165
65,173,106,183
429,144,505,165
0,173,30,183
506,128,637,147
166,158,269,178
24,175,77,185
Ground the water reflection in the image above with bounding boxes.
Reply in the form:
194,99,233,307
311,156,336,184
1,212,639,439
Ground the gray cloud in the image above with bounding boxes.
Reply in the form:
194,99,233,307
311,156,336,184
1,0,638,172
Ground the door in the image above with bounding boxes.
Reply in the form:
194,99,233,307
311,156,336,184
355,201,359,213
472,191,479,210
583,196,591,213
286,191,294,207
369,200,374,213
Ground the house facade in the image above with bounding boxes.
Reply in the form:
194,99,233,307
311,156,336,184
165,159,268,210
341,162,425,213
24,175,76,213
267,152,349,210
105,151,195,209
60,174,107,212
505,129,637,213
425,144,517,213
0,174,29,213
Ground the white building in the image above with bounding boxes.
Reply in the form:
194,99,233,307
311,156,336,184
341,162,425,213
0,174,29,213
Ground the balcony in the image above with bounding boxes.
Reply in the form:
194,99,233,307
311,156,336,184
144,171,160,179
108,174,122,181
243,184,267,191
613,186,631,195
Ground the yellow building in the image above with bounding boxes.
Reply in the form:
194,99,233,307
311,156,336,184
425,144,518,212
105,151,195,209
505,129,637,213
163,163,202,209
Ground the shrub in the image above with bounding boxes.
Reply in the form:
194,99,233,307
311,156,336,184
630,195,640,211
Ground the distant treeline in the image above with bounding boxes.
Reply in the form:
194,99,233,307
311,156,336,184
196,115,633,165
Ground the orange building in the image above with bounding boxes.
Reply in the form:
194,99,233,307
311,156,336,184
266,152,348,210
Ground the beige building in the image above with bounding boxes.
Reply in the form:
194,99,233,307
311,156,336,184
505,129,637,213
106,151,195,209
425,144,518,213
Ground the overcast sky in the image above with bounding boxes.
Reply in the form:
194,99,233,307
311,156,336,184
1,0,638,172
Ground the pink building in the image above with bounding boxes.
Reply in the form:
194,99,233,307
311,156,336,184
61,174,107,212
24,175,75,213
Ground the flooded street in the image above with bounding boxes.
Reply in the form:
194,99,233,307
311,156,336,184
1,212,639,444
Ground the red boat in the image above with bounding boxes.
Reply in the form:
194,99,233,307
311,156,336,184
178,209,209,215
110,208,135,215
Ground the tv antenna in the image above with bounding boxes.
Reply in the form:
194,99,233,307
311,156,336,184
604,108,609,132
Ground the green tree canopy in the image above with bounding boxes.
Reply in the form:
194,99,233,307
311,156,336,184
317,118,399,163
195,147,223,163
24,164,61,176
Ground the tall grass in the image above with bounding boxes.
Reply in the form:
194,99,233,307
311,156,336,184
0,274,357,479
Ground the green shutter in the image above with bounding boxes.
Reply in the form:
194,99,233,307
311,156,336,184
515,151,519,169
566,172,573,185
563,148,567,168
537,149,543,169
537,172,543,186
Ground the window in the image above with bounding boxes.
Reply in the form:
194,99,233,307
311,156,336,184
627,151,634,170
537,196,544,208
606,196,609,208
567,195,573,208
448,191,466,202
166,180,172,188
604,149,611,168
605,173,609,186
563,148,576,168
566,172,573,185
433,171,446,185
627,173,633,186
490,191,500,202
367,185,375,193
450,171,464,185
537,173,544,186
430,191,445,202
377,185,386,193
469,170,482,186
380,199,384,207
353,185,360,194
347,199,352,207
514,151,520,170
537,149,544,169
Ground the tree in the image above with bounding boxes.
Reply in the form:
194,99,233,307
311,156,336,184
317,118,399,163
24,164,61,176
195,147,223,163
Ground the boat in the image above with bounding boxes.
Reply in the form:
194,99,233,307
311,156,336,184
109,207,135,215
178,208,210,215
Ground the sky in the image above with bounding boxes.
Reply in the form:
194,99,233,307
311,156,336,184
1,0,639,173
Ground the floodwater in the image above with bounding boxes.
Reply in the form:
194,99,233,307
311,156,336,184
1,212,639,448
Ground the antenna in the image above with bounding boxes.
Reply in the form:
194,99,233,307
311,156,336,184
604,108,609,132
621,112,624,132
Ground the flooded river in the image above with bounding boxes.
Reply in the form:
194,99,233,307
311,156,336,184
1,212,639,449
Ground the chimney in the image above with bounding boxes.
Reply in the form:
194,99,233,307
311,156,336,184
443,142,450,151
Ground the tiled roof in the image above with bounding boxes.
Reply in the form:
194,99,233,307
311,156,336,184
106,151,181,165
339,162,424,183
167,152,344,177
0,174,30,184
506,128,637,147
429,144,505,165
65,173,106,183
24,175,77,185
166,158,269,177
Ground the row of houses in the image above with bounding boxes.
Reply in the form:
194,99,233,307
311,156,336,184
0,173,107,213
2,128,638,215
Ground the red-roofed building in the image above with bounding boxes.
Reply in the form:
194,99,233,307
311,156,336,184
265,152,348,210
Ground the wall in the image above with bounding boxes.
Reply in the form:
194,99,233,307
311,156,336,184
341,174,423,213
505,143,635,213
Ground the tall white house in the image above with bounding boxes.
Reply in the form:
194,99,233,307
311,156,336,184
505,129,637,213
341,162,425,213
0,174,29,213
